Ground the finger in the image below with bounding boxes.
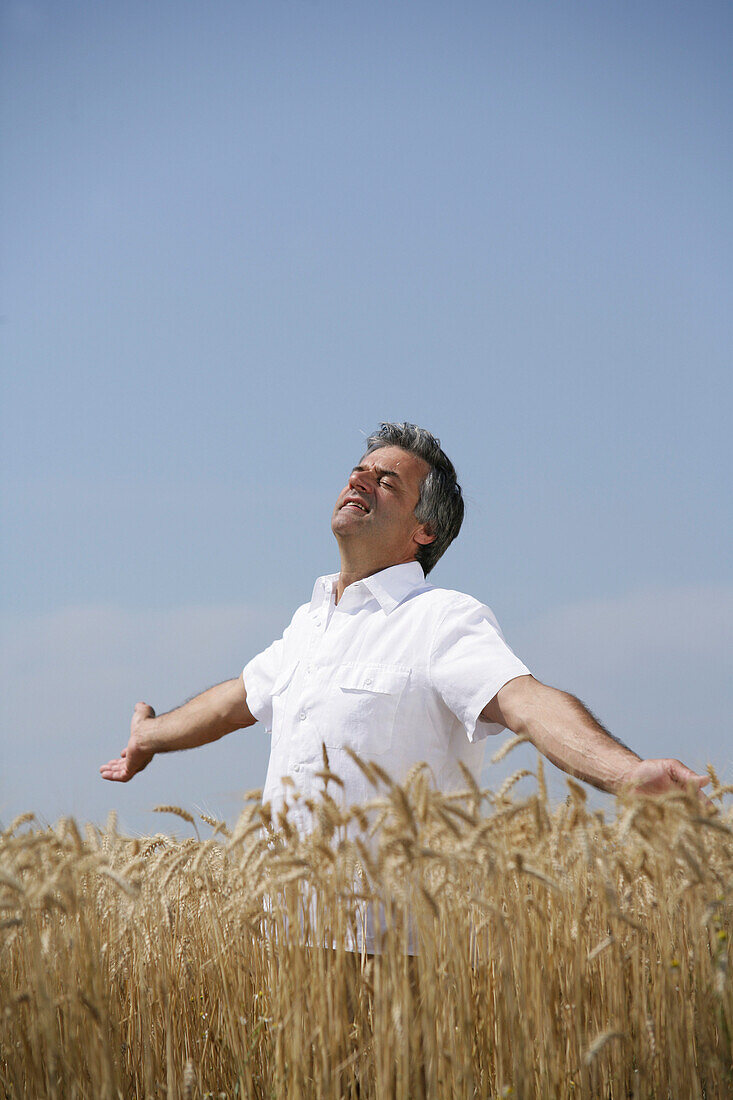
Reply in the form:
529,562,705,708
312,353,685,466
687,773,715,808
668,762,709,787
100,765,124,782
134,701,156,719
100,758,130,781
668,764,713,807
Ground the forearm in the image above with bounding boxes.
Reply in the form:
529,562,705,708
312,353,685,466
137,678,254,755
485,675,709,799
522,689,640,793
494,677,641,794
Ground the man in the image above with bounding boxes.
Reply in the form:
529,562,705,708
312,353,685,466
101,422,708,812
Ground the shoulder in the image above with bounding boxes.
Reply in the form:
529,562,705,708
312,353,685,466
282,600,312,635
290,599,311,622
417,583,498,617
260,600,312,648
403,584,503,633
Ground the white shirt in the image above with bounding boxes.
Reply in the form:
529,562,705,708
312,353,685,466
243,562,530,827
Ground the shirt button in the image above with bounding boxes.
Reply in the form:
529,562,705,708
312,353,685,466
364,678,372,685
299,711,307,721
292,763,302,772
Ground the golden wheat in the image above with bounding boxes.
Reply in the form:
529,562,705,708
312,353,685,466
1,761,731,1098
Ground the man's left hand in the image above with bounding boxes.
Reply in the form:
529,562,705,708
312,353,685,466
620,759,710,799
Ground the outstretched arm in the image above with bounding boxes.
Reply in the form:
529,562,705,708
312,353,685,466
100,677,256,783
481,674,709,796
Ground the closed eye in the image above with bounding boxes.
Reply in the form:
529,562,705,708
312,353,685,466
351,462,402,489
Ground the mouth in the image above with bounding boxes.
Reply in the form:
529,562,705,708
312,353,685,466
340,497,370,514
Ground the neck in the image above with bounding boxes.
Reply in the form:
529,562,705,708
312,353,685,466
335,549,417,603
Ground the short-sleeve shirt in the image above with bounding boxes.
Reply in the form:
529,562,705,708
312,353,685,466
243,562,530,827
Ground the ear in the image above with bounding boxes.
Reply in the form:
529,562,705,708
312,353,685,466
413,524,436,547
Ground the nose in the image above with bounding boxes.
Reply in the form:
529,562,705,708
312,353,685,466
348,467,374,492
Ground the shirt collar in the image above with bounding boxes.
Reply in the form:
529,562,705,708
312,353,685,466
309,561,427,616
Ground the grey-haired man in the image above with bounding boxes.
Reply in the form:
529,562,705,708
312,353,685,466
101,422,708,811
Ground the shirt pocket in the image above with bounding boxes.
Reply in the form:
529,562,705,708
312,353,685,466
325,665,410,757
270,661,299,741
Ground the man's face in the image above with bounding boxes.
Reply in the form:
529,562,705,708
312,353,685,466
331,445,435,566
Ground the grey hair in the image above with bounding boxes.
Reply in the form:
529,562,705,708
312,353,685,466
364,422,464,575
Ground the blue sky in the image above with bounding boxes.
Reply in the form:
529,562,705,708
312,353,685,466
1,0,731,832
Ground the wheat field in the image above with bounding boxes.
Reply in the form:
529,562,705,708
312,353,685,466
2,750,732,1099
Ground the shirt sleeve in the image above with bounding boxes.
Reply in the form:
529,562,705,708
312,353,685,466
429,596,531,743
242,636,285,733
241,603,308,731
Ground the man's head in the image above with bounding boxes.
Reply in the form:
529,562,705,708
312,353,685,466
331,422,464,576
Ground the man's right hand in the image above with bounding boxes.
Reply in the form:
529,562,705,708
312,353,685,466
99,679,257,784
99,702,157,783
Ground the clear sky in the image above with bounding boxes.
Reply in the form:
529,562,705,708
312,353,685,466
2,0,731,833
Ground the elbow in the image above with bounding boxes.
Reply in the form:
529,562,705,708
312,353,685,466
501,679,570,744
493,674,546,736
